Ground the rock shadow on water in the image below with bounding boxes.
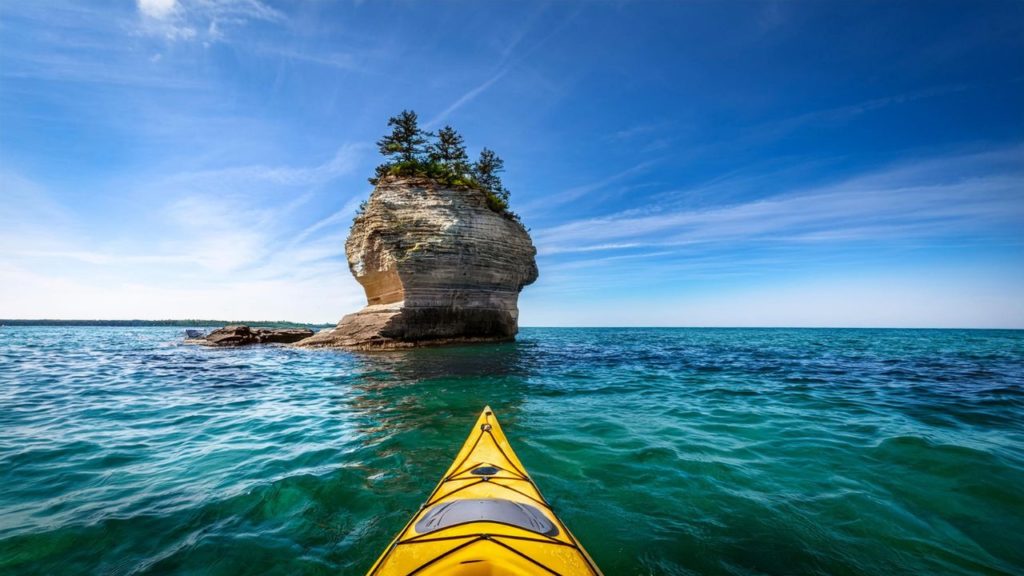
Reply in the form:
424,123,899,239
339,341,535,430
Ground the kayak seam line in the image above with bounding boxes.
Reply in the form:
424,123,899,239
484,430,530,479
404,536,485,576
428,476,548,510
557,525,602,575
424,478,487,506
486,479,552,509
491,533,576,547
450,460,528,482
368,435,482,575
477,417,602,575
442,432,485,491
487,537,564,575
451,474,529,482
397,534,478,545
447,460,490,479
492,457,602,575
398,532,575,548
369,414,507,574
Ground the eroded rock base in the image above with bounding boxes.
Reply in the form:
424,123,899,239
295,302,517,350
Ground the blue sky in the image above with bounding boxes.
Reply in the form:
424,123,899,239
1,0,1022,327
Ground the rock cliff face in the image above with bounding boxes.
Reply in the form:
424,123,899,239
297,176,538,349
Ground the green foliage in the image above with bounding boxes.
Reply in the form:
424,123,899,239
471,148,503,192
483,190,509,213
471,147,511,207
428,125,471,177
376,110,430,164
367,111,518,219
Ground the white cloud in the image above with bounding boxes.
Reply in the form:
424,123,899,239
135,0,283,43
0,260,362,323
137,0,177,20
0,150,368,323
207,20,223,42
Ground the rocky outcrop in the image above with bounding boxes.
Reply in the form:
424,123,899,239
186,325,314,347
297,176,537,349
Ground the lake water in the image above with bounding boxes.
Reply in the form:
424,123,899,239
1,327,1022,575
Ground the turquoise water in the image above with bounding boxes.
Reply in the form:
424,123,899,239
1,327,1022,575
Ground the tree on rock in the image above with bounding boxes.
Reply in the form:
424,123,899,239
473,148,511,212
377,110,430,165
473,148,503,192
429,125,470,178
367,110,518,219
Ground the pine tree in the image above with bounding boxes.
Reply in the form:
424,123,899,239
473,148,504,193
366,112,516,217
473,148,512,212
428,125,470,177
377,110,430,165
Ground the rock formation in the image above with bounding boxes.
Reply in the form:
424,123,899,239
186,325,314,346
297,176,537,349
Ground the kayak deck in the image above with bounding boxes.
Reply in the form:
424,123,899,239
367,406,602,575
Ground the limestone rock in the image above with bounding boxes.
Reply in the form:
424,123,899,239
186,325,314,347
297,176,537,349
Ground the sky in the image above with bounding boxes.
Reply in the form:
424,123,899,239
1,0,1022,327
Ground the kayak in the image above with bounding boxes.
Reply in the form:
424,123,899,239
366,406,603,575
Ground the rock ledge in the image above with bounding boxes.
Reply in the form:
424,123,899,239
186,325,314,347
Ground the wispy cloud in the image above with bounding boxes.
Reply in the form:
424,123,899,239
426,69,509,128
0,143,370,321
749,85,970,141
291,195,367,247
0,50,202,88
0,3,193,88
166,143,370,189
134,0,284,43
606,122,672,142
643,86,978,171
426,6,582,128
535,148,1024,257
521,160,658,213
138,0,176,19
250,45,362,71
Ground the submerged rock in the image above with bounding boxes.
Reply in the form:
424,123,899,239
186,325,314,347
297,176,537,349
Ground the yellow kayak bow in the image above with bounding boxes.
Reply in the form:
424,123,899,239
367,406,603,575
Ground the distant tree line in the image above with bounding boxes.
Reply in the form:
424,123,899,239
368,110,515,216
